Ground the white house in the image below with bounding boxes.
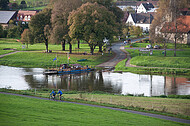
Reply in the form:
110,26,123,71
137,2,155,13
126,13,154,32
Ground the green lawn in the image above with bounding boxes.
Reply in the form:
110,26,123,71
0,93,187,126
0,38,100,54
0,52,112,68
125,42,190,50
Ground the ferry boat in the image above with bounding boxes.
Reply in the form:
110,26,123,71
44,64,93,75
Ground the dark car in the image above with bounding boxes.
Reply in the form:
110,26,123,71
154,45,161,49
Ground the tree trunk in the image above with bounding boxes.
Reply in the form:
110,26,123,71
61,40,66,51
99,44,103,52
90,46,94,55
45,40,48,52
77,39,80,49
174,34,177,57
164,40,166,56
69,42,72,54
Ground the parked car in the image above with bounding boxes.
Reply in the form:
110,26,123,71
146,45,152,49
154,45,161,49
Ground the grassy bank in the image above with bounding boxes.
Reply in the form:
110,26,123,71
0,52,112,68
0,38,113,68
1,93,187,126
116,41,190,75
0,38,100,54
1,89,190,120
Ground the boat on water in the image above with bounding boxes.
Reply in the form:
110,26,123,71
44,64,93,75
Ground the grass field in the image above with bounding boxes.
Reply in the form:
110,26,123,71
0,93,188,126
0,38,113,68
0,38,101,53
0,52,112,68
1,89,190,119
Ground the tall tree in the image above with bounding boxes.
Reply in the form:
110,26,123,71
20,29,32,48
84,0,124,52
150,0,190,56
68,2,119,54
29,8,51,52
50,0,82,52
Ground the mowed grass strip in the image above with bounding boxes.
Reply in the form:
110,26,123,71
130,56,190,68
0,52,112,68
0,94,187,126
0,38,100,53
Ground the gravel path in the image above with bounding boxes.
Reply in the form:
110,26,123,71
1,92,190,124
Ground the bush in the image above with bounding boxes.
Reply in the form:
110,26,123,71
142,38,149,43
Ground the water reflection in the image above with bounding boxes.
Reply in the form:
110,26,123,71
0,65,190,96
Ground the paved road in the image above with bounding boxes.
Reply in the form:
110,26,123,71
96,42,127,68
96,38,148,68
1,92,190,124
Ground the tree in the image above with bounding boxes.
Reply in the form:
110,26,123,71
0,0,9,10
83,0,124,51
150,0,190,56
68,2,119,54
20,29,32,48
50,0,82,52
129,26,143,37
29,8,51,52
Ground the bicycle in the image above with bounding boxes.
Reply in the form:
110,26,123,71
49,95,56,100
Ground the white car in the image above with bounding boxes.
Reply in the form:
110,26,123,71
146,45,152,49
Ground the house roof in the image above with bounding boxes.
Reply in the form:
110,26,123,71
17,10,37,16
131,13,154,24
161,16,190,33
142,3,154,10
137,0,158,6
115,1,137,6
0,11,17,24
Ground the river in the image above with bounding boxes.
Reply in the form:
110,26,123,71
0,65,189,96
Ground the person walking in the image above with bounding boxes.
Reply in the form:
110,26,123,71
57,89,63,100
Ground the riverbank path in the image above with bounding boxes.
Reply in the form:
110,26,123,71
1,92,190,125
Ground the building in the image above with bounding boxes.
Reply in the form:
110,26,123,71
160,15,190,44
126,13,154,32
0,11,17,29
137,2,155,13
115,0,158,11
115,1,138,11
16,10,38,24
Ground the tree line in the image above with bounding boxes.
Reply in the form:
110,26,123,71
20,0,124,54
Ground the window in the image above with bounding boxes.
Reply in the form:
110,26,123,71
20,15,22,20
28,15,31,20
25,16,27,20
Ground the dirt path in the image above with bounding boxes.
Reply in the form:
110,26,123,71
0,51,21,58
0,92,190,124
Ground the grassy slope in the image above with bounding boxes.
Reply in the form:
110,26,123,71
0,93,187,126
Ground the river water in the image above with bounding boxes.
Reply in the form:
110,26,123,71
0,65,190,96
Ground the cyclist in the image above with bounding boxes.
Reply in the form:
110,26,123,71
57,89,63,100
50,90,56,100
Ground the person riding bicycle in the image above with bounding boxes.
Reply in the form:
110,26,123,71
57,89,63,100
50,90,56,99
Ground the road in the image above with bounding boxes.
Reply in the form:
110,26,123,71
96,38,146,68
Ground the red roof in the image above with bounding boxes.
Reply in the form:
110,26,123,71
161,16,190,33
18,10,37,16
